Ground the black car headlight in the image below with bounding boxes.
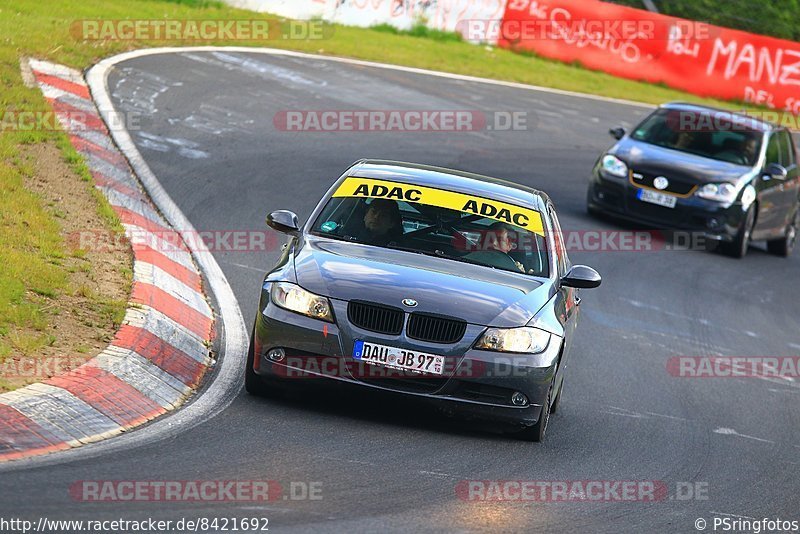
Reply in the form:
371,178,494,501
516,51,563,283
601,154,628,178
475,327,550,354
270,282,334,323
695,182,737,203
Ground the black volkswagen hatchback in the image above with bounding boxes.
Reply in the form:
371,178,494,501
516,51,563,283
587,103,799,258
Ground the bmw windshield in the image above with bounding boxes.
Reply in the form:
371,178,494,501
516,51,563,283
309,177,549,277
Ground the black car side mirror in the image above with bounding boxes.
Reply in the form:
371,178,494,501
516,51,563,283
561,265,602,289
266,210,300,235
609,127,626,140
765,163,788,181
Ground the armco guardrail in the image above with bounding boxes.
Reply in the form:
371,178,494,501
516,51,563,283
227,0,800,116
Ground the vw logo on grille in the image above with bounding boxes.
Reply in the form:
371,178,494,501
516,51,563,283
402,298,418,307
653,176,670,190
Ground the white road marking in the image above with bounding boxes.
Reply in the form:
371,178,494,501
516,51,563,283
225,261,268,273
90,46,657,111
713,427,775,444
601,405,689,422
643,411,689,422
710,511,757,520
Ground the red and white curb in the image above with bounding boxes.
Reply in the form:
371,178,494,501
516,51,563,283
0,59,215,462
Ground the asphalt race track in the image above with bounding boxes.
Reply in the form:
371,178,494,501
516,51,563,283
1,50,799,532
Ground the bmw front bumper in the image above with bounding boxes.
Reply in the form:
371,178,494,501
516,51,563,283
250,284,562,430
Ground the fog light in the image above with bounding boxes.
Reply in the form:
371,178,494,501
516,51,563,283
511,391,528,406
708,217,721,229
267,348,285,362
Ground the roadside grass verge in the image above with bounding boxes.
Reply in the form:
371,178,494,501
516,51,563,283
0,0,792,385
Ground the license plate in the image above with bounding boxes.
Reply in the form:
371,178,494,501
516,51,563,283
352,340,445,375
637,188,677,208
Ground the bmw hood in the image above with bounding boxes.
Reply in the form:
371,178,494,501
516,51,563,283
293,237,552,327
612,138,752,184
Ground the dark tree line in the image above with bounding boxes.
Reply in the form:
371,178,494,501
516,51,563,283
608,0,800,41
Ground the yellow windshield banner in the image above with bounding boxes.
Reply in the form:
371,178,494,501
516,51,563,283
333,177,544,236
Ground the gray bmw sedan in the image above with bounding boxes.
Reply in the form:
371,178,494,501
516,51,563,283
247,160,601,441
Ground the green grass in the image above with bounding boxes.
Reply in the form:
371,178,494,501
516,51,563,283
0,0,791,370
370,23,464,43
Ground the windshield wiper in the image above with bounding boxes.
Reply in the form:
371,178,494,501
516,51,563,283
385,243,431,255
312,232,359,243
385,243,489,268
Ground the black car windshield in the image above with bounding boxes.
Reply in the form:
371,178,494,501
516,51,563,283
630,109,763,166
309,178,549,277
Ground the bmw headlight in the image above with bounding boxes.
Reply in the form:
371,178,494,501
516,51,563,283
601,155,628,178
696,183,737,203
270,282,334,322
475,327,551,354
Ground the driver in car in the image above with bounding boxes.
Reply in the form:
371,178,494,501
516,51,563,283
718,136,760,165
357,199,403,246
466,222,526,273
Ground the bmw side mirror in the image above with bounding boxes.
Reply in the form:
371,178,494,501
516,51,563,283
609,127,626,140
765,163,788,181
266,210,300,235
561,265,602,289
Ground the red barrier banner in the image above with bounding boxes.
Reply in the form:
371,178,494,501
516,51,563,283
496,0,800,115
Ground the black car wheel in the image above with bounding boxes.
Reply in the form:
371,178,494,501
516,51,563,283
245,326,281,398
767,211,798,257
586,189,603,218
722,205,756,258
514,380,553,442
550,378,563,415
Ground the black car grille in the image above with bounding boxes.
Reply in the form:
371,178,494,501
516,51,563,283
348,301,404,335
407,313,466,344
452,381,517,405
630,170,697,196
